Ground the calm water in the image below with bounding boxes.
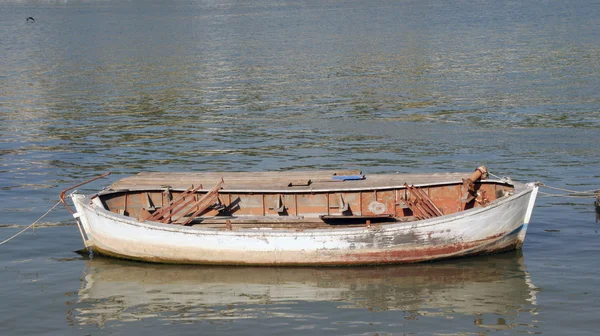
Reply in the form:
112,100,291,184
1,0,599,334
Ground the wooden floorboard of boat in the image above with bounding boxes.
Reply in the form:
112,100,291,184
110,171,475,191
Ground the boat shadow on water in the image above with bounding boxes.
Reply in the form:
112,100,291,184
71,251,539,329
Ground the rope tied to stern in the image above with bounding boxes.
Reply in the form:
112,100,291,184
488,171,598,201
535,182,598,199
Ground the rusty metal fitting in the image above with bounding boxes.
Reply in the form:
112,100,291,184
469,166,488,182
475,166,488,179
462,178,475,192
462,166,488,194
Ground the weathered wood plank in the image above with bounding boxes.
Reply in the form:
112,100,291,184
110,171,477,191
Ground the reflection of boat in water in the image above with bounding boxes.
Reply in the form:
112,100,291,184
73,251,538,327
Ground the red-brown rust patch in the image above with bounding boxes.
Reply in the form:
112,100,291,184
340,231,511,264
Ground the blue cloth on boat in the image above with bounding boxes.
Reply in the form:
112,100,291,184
332,175,365,181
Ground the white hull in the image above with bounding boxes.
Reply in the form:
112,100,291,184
71,182,538,265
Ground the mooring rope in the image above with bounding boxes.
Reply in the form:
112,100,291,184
538,192,597,199
0,200,62,246
536,183,597,199
537,184,597,195
488,172,504,180
488,172,598,200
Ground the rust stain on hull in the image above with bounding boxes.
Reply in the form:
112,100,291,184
339,230,520,265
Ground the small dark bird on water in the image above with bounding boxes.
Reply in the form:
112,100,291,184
26,17,35,22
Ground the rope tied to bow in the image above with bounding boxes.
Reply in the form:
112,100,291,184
0,200,62,246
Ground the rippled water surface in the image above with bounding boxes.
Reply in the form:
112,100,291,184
1,0,599,335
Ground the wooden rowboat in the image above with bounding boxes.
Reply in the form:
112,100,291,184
61,166,538,266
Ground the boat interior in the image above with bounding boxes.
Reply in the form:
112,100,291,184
94,169,515,230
